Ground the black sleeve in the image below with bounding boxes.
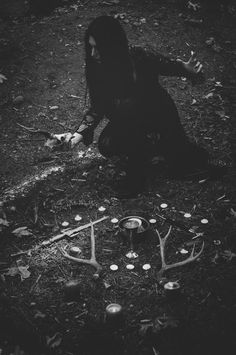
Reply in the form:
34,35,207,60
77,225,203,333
76,108,103,146
132,45,192,78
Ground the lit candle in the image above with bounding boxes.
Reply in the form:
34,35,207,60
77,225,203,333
163,281,181,297
105,303,123,327
69,246,82,257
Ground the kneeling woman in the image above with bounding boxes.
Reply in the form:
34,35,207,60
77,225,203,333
71,15,209,198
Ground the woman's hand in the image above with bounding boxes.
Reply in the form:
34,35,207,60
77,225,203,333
70,132,83,148
45,132,83,150
177,51,204,84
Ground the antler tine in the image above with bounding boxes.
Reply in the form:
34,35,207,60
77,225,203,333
58,221,102,279
156,226,172,269
90,221,96,261
156,226,205,280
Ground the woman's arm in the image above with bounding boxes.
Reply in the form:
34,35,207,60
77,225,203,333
135,46,204,80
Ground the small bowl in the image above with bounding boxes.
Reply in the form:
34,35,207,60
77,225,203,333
118,216,150,241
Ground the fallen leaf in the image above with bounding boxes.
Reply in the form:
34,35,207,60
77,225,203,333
4,265,31,281
0,218,9,227
18,265,31,281
204,92,214,99
0,73,7,83
34,310,46,319
230,208,236,217
12,226,32,237
46,332,62,349
221,250,236,261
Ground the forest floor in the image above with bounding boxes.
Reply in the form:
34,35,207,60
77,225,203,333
0,0,236,354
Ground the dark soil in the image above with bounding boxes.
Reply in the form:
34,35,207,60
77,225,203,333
0,1,236,354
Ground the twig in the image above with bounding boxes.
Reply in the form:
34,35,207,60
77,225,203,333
42,215,109,246
17,122,53,138
29,274,42,293
11,216,109,257
156,213,191,233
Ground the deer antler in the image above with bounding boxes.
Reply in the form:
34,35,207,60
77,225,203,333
156,226,204,280
58,222,102,279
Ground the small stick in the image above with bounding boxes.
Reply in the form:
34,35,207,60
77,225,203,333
42,215,109,246
29,274,42,293
156,213,191,233
16,122,54,138
11,216,109,257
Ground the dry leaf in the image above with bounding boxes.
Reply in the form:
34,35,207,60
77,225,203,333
46,332,62,349
4,265,31,281
0,73,7,83
0,218,9,227
221,250,236,261
12,226,32,237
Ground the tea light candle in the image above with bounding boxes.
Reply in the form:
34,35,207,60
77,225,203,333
149,218,156,224
160,203,168,209
201,218,208,224
98,206,106,212
69,246,82,257
142,263,151,270
105,303,122,319
164,281,180,297
126,264,135,270
110,264,118,271
111,218,119,224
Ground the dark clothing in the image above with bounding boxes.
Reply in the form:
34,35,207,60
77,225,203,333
77,45,208,179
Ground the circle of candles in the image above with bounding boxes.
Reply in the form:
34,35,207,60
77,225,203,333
110,264,118,271
160,203,168,209
69,246,82,257
201,218,208,224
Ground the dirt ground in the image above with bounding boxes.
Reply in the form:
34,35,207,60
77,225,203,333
0,0,236,354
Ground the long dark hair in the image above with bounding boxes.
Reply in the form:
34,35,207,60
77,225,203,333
84,16,134,105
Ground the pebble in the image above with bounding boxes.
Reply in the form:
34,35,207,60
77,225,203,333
74,214,82,221
13,95,24,105
184,213,192,218
49,105,59,110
